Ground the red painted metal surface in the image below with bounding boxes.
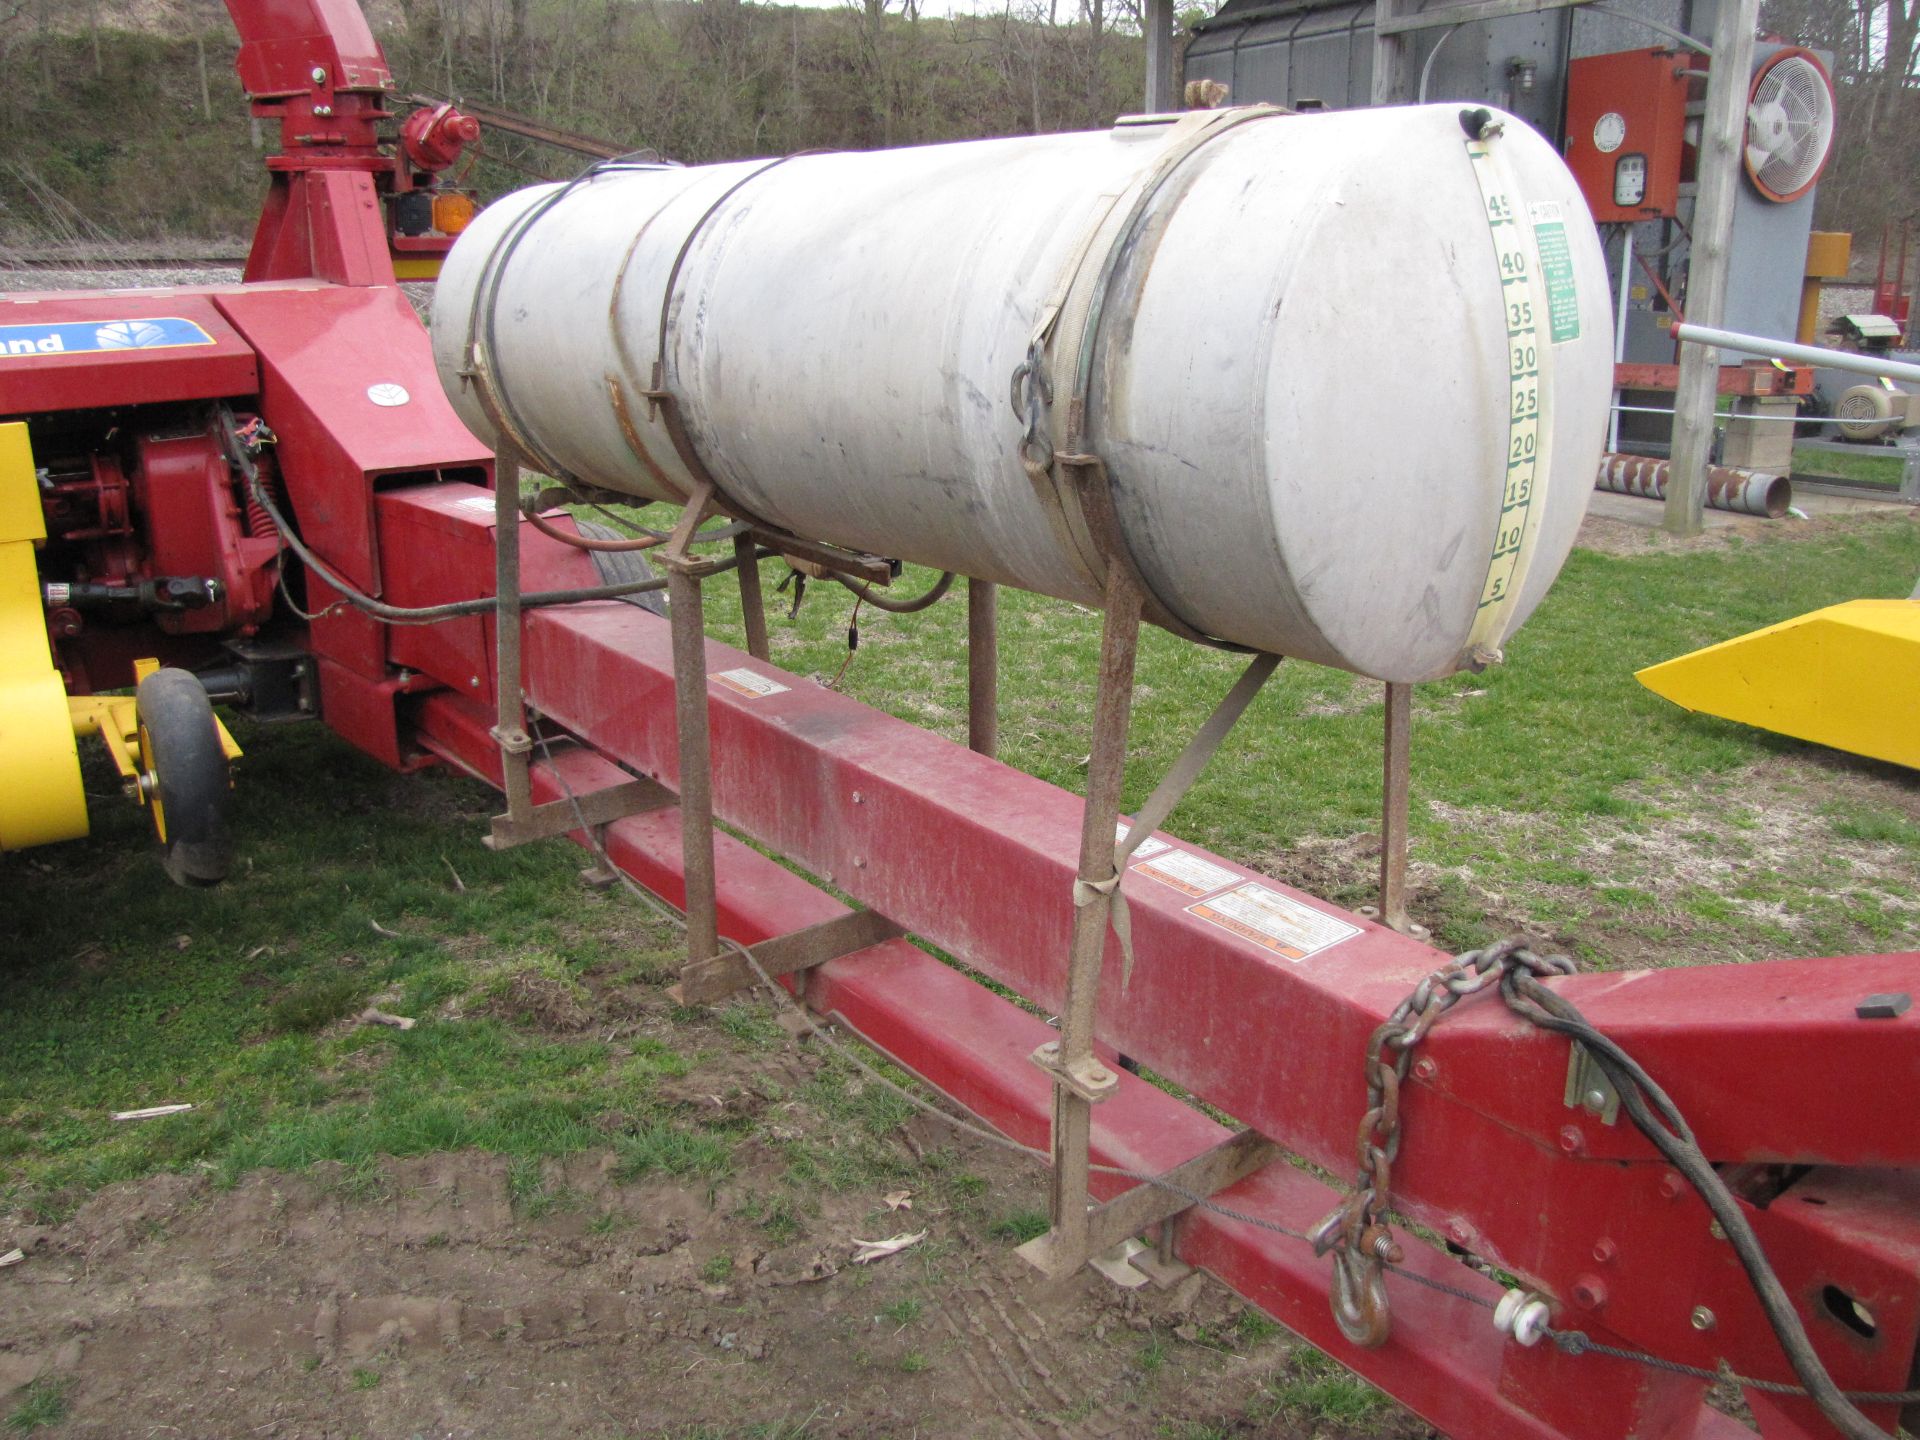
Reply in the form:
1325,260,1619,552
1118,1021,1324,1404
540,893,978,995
214,285,490,598
1615,361,1817,396
361,485,1920,1436
128,430,281,638
226,0,390,97
1565,48,1693,223
401,672,1820,1440
5,4,1916,1432
0,293,258,415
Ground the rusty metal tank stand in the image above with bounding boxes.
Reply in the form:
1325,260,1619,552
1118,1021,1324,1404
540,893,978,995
1017,568,1285,1282
968,577,998,758
1358,682,1429,941
485,451,674,857
651,486,910,1003
734,531,770,662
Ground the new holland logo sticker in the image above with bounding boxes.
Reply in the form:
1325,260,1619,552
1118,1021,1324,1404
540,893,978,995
0,316,216,358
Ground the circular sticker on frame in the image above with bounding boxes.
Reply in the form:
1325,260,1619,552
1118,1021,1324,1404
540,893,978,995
1593,112,1627,154
367,382,411,407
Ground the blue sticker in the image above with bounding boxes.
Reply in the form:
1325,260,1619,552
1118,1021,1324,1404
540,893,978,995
0,316,216,359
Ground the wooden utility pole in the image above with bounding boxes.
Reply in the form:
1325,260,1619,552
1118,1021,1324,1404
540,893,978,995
1370,0,1415,103
1144,0,1176,111
1664,0,1758,534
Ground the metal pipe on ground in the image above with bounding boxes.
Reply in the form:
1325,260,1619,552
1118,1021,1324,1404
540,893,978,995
1595,452,1791,518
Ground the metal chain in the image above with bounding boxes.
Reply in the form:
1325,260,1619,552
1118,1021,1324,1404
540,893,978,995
515,733,1920,1409
1306,937,1575,1346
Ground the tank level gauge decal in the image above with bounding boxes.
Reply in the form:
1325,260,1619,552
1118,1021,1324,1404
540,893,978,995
1465,137,1560,661
367,382,411,407
1593,111,1627,153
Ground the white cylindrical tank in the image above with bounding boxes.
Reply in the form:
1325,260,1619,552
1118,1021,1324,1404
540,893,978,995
432,105,1612,681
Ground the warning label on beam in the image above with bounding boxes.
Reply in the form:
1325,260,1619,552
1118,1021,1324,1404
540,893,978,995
712,668,790,699
1187,882,1361,962
1115,821,1170,860
1132,848,1242,898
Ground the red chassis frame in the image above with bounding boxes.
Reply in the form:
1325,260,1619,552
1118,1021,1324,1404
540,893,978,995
3,3,1917,1434
375,484,1919,1440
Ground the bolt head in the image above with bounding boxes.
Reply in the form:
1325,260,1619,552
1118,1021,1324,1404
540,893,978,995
1582,1088,1609,1113
1446,1219,1473,1245
1690,1306,1716,1332
1571,1274,1608,1310
1558,1125,1584,1155
1591,1238,1617,1264
1658,1171,1684,1200
311,66,327,83
1412,1057,1438,1081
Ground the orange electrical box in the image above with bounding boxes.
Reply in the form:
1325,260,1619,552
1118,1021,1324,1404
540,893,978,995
1564,48,1694,223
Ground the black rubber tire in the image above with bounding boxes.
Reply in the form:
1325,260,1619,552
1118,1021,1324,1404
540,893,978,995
135,669,233,887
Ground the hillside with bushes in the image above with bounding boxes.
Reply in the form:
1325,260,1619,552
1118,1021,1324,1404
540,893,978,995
0,0,1155,246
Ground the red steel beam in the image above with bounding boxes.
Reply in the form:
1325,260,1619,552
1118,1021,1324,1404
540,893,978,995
412,690,1759,1440
385,492,1920,1437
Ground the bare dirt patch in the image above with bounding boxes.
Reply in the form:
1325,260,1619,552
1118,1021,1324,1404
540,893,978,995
1259,753,1920,971
0,1141,1423,1439
1575,506,1920,557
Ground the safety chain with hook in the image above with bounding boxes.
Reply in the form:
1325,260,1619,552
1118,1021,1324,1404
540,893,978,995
1307,937,1576,1347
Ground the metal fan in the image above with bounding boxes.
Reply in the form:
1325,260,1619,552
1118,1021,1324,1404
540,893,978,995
1745,48,1837,202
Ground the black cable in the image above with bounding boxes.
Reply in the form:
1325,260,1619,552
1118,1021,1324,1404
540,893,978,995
830,568,956,614
1500,971,1887,1440
216,407,747,626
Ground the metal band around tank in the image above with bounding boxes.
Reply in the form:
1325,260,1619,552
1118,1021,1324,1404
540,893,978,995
461,164,641,486
1036,105,1289,649
643,153,826,536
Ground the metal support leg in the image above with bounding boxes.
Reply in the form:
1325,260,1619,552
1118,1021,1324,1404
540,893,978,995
667,562,720,969
967,577,998,759
1368,681,1427,940
490,452,535,825
1019,568,1143,1279
735,533,769,661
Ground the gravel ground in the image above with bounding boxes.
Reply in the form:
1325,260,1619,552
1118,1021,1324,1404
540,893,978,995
0,263,437,321
0,264,244,293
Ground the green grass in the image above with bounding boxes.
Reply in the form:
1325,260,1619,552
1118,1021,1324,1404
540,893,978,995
1792,442,1908,488
688,515,1920,963
0,719,704,1218
987,1208,1051,1244
4,1379,72,1433
2,509,1916,1265
1255,1348,1390,1429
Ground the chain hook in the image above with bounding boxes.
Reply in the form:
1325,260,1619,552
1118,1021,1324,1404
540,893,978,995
1010,339,1055,474
1312,937,1575,1353
1330,1244,1392,1348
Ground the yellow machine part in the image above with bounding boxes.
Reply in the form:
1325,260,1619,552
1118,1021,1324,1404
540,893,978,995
0,422,89,851
1637,598,1920,770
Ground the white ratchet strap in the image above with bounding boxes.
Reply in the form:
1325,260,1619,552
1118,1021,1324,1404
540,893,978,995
1073,653,1282,989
